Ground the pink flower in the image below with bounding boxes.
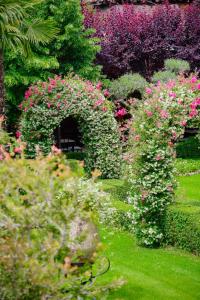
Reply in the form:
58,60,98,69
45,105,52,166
0,154,3,161
145,110,153,117
51,145,61,155
197,84,200,90
94,99,104,107
96,82,102,90
155,154,162,161
18,103,23,110
57,94,61,99
116,108,127,117
48,85,53,93
189,109,198,118
160,110,169,119
104,89,110,97
145,87,152,95
14,147,21,154
168,141,174,147
102,107,107,112
16,131,21,139
169,92,176,98
191,76,197,83
177,99,183,105
25,90,32,99
47,103,51,109
180,120,187,127
172,132,177,139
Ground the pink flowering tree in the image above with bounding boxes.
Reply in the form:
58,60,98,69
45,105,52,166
128,76,200,246
20,75,122,179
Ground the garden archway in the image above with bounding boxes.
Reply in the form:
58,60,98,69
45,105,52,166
20,76,122,179
128,76,200,247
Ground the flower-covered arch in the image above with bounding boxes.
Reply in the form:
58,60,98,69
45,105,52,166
128,76,200,247
20,76,122,179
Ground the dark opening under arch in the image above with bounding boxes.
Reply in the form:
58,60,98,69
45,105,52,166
54,117,83,152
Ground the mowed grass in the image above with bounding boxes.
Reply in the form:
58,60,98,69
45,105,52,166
98,173,200,300
99,228,200,300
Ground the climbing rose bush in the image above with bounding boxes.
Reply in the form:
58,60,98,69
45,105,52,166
128,76,200,247
20,75,122,179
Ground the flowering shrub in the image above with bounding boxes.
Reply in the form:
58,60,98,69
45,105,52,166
128,76,200,247
20,75,122,179
0,155,123,299
84,4,200,78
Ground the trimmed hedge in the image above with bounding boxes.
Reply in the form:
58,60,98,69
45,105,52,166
176,136,200,158
163,206,200,255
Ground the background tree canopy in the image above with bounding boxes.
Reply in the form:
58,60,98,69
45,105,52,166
5,0,101,130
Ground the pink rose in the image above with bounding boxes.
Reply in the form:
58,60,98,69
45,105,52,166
96,82,102,90
104,89,110,97
160,110,169,119
145,87,152,95
145,110,153,117
191,76,197,83
14,147,21,154
180,120,187,127
116,108,127,117
169,92,176,98
16,131,21,139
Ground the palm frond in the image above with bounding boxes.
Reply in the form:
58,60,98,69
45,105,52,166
23,19,59,46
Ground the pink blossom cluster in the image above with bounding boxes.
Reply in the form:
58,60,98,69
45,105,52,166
189,98,200,118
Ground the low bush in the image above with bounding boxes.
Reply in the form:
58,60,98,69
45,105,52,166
151,70,177,84
164,59,190,75
109,73,147,100
0,155,123,300
163,206,200,255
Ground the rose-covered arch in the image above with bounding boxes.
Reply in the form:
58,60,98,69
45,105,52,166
128,76,200,247
20,76,122,179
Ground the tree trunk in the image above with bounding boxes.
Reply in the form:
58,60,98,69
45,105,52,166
0,48,5,117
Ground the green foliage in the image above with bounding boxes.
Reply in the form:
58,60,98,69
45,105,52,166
0,155,123,299
5,0,101,128
164,59,190,75
176,136,200,158
151,70,177,84
20,76,122,178
109,73,147,100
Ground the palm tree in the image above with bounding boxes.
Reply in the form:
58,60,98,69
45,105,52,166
0,0,58,117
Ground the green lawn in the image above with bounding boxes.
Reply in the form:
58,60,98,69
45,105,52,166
99,228,200,300
98,172,200,299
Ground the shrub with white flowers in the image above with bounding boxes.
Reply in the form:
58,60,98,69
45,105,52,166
20,75,122,178
128,76,200,247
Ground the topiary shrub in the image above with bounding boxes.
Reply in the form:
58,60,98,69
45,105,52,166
151,70,177,84
164,59,190,75
0,155,123,300
163,207,200,255
20,75,122,179
109,73,147,100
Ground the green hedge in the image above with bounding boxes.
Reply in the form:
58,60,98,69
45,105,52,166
176,136,200,158
163,206,200,255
